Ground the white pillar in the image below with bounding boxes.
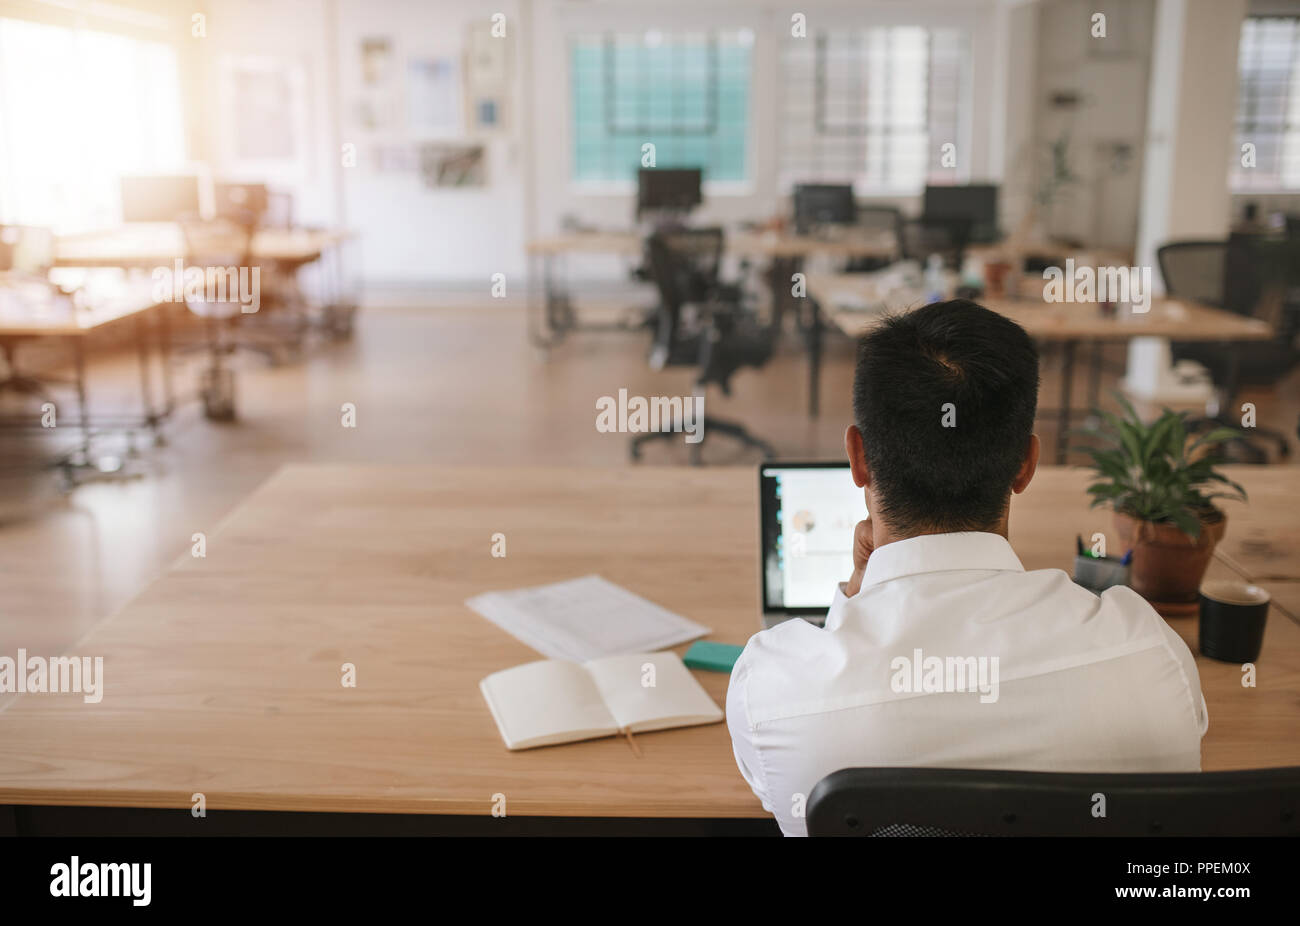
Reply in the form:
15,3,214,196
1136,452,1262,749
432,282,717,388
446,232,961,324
1126,0,1248,402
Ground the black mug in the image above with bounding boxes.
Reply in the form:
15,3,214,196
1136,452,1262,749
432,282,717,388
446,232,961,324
1198,580,1270,663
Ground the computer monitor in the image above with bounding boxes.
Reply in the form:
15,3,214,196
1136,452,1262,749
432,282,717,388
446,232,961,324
759,462,869,626
637,168,703,217
214,182,269,221
120,175,203,223
922,184,999,242
793,184,857,233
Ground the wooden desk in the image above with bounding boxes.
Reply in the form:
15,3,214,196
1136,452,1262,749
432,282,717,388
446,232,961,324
55,226,352,269
1264,583,1300,624
807,271,1275,462
0,465,1296,827
1205,466,1300,584
0,272,160,336
0,272,172,481
811,272,1273,343
526,230,642,258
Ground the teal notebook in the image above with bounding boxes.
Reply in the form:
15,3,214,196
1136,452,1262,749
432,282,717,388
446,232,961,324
683,640,744,673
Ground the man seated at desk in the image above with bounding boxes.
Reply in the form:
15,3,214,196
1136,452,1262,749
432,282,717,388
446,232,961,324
726,300,1208,836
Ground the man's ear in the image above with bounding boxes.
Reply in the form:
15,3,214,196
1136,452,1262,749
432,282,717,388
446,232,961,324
845,424,871,488
1012,433,1040,494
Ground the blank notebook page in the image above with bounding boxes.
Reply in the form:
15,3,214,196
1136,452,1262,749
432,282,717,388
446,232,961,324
480,659,617,750
585,651,723,734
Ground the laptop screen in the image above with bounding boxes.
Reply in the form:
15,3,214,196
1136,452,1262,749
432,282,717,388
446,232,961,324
759,463,869,617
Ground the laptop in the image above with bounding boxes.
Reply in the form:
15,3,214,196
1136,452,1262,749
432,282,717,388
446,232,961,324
758,462,869,628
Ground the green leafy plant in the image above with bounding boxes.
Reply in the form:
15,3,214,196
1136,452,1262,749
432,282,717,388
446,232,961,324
1077,395,1247,539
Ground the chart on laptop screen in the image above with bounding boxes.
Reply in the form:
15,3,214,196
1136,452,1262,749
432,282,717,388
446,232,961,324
760,465,869,612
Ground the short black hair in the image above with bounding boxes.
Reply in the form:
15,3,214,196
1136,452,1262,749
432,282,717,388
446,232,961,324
852,299,1039,533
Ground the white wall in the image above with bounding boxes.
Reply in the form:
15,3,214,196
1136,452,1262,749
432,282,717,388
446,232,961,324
202,0,1256,288
1029,0,1155,251
333,0,527,284
201,0,528,284
199,0,340,228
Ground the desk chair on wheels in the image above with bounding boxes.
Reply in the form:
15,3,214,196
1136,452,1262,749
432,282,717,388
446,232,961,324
177,213,293,420
807,766,1300,836
1158,239,1296,462
632,227,777,465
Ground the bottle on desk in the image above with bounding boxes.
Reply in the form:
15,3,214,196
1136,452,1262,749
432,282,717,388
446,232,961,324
924,253,946,304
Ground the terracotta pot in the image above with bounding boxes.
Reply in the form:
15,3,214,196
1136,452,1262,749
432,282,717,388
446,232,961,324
1113,508,1226,612
984,261,1012,298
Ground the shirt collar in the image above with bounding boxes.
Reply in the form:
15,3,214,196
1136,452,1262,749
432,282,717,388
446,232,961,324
859,531,1025,590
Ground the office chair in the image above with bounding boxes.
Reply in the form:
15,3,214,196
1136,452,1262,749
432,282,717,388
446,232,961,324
256,190,355,340
807,766,1300,836
632,227,777,464
1156,240,1227,308
1158,239,1295,461
178,213,309,419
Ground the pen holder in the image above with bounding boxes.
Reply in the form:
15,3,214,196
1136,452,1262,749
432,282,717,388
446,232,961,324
1073,554,1130,595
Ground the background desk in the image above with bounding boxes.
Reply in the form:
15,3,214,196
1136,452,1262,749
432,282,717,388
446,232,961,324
808,271,1276,462
525,228,895,352
525,228,896,261
0,273,171,480
0,464,1296,833
54,226,352,269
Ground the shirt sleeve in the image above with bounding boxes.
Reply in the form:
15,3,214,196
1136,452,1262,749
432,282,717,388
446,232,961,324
1155,610,1210,737
726,650,774,814
823,581,852,631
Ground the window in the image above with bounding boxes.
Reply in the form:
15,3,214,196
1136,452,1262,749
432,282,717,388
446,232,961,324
1232,16,1300,191
0,17,186,232
571,30,752,184
779,27,969,194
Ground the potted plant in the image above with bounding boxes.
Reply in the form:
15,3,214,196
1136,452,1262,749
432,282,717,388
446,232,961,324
1078,396,1247,616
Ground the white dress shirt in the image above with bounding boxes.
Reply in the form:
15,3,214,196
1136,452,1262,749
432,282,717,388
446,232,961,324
727,532,1208,836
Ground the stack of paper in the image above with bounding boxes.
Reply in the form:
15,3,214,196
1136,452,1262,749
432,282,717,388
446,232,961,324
466,575,709,662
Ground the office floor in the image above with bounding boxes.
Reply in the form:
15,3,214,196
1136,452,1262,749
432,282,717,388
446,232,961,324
1,298,1297,671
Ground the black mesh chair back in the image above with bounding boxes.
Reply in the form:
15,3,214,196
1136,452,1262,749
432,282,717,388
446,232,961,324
1156,240,1227,308
645,227,725,314
807,766,1300,836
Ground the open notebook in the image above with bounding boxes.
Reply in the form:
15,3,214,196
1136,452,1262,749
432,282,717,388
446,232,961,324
480,651,723,750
